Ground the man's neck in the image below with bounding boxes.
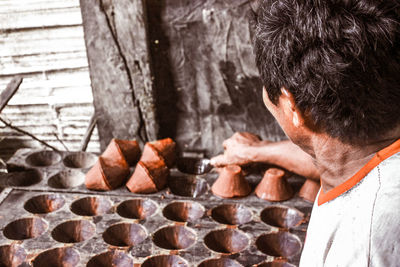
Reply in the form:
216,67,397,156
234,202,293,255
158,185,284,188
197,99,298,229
308,132,400,192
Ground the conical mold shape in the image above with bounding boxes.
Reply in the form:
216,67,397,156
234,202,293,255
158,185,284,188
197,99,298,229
103,138,141,166
85,156,129,191
211,165,251,198
140,143,165,164
101,139,129,166
140,138,176,168
150,138,176,167
255,168,293,202
126,160,169,193
299,178,320,202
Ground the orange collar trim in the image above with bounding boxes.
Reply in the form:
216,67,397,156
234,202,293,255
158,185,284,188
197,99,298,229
318,138,400,206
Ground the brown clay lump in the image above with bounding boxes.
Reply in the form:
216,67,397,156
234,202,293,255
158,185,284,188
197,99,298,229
140,143,165,164
211,165,251,198
126,160,169,194
140,138,176,168
85,138,138,191
128,137,175,194
102,138,141,166
85,156,129,191
299,178,321,202
255,168,293,202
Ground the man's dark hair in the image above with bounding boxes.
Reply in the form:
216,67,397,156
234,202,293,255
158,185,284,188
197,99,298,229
254,0,400,144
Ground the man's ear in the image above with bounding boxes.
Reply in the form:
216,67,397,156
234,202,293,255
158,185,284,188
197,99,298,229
280,87,304,127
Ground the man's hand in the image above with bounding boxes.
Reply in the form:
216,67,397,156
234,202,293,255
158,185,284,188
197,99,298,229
212,132,320,180
211,132,262,167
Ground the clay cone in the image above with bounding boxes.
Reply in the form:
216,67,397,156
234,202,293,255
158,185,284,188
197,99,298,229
299,178,320,202
211,165,251,198
255,168,293,201
85,157,130,191
126,160,169,194
102,138,141,166
150,138,176,168
115,139,141,166
101,139,128,164
140,143,165,164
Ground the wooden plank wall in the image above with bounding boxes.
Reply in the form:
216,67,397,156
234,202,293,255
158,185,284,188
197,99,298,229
0,0,100,160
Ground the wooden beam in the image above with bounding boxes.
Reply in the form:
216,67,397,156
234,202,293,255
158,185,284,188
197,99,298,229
107,0,159,142
79,0,158,149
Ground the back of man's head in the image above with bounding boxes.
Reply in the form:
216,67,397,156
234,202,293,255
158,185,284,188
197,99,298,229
254,0,400,144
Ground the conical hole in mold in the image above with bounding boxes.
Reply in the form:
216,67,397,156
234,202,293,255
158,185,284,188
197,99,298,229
63,152,97,169
255,232,302,258
153,226,196,250
51,220,95,243
26,151,61,167
0,168,42,187
3,217,48,240
260,206,304,229
24,194,65,214
102,223,147,247
168,175,208,197
87,250,133,267
141,255,188,267
0,244,27,267
257,260,296,267
48,170,85,189
204,229,249,254
162,201,204,223
117,198,157,220
211,204,252,225
70,196,112,216
32,247,80,267
198,258,244,267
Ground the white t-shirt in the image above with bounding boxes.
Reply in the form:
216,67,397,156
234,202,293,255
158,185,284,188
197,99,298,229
300,146,400,267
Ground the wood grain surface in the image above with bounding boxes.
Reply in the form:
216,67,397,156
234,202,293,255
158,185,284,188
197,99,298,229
0,0,100,160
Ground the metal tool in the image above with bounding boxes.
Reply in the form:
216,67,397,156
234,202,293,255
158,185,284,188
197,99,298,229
176,157,213,175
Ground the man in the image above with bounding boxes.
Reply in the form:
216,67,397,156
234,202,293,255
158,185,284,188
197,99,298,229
211,0,400,266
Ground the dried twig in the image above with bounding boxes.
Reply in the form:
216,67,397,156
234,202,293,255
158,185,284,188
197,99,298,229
0,116,59,152
80,113,97,151
0,76,23,113
53,133,69,151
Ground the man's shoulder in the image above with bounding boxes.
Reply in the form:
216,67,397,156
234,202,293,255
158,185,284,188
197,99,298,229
369,153,400,266
373,152,400,220
370,193,400,266
378,152,400,191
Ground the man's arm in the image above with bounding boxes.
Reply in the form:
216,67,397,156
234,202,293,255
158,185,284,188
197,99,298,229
211,132,320,181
